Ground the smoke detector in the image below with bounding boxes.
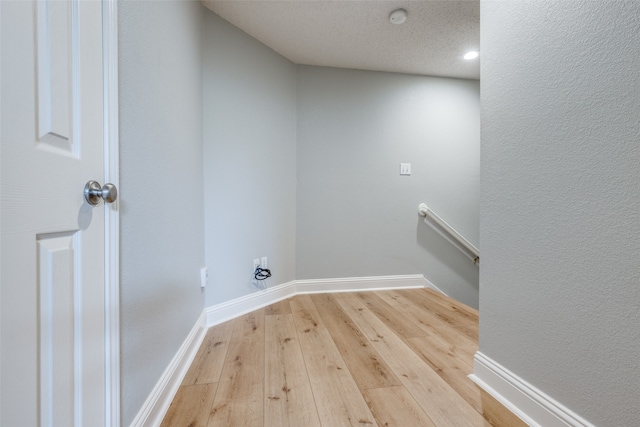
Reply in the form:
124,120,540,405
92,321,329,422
389,9,407,25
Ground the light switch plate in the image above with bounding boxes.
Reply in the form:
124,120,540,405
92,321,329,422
400,163,411,175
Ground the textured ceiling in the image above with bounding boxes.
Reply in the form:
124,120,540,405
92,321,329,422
201,0,480,80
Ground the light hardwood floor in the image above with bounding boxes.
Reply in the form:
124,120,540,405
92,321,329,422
161,289,526,427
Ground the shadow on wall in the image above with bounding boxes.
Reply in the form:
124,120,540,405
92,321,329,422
416,217,479,302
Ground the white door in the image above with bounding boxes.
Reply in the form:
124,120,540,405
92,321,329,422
1,1,113,426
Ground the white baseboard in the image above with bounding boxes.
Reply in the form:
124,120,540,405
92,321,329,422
469,352,595,427
295,274,428,294
206,274,433,327
130,311,208,427
206,281,297,327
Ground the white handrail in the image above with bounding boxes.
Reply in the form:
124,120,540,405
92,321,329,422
418,203,479,265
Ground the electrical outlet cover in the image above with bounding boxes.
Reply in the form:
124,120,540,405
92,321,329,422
200,267,208,288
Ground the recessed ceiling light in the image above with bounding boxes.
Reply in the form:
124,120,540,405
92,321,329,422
389,9,407,25
464,51,479,60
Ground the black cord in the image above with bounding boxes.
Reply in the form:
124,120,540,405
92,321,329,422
254,267,271,281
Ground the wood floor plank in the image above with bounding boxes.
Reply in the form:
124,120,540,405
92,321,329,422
290,295,378,427
396,289,478,341
347,292,427,339
415,288,479,327
406,335,483,413
289,295,322,332
373,290,405,307
404,288,478,332
423,288,478,317
264,314,321,427
330,291,361,299
479,388,529,427
264,299,292,316
375,290,478,364
337,297,488,427
310,293,400,390
182,319,235,385
160,383,217,427
208,310,265,427
362,386,436,427
359,291,483,413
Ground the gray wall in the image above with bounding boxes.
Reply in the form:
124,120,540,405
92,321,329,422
202,11,297,306
480,1,640,425
297,66,480,307
118,1,205,424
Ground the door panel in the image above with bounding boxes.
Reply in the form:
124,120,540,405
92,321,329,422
38,232,77,427
1,1,107,426
36,0,73,151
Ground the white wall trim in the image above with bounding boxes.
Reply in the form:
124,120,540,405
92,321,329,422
102,1,120,425
295,274,428,294
130,311,208,427
206,281,297,327
206,274,433,327
469,351,596,427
